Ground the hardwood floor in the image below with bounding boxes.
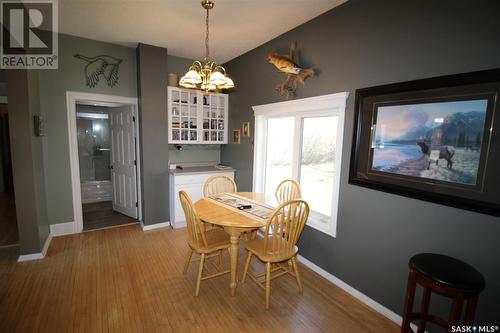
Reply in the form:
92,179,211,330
0,191,18,246
83,201,138,231
0,224,399,332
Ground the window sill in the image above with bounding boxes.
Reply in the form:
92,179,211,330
306,216,337,238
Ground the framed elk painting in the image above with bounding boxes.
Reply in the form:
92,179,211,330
349,68,500,217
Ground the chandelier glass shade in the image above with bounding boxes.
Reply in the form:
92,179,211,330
179,0,234,92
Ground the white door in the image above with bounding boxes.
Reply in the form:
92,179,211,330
110,105,138,218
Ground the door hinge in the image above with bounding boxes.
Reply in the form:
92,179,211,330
134,160,137,166
135,202,138,207
132,116,136,122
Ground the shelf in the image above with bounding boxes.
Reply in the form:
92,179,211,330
168,87,228,144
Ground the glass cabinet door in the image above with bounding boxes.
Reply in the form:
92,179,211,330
169,87,227,144
201,93,226,143
170,88,199,143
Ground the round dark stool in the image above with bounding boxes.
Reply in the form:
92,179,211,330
400,253,485,333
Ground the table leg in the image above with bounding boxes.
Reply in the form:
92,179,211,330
229,232,239,296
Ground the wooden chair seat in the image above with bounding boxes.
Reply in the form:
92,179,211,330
246,235,298,263
190,228,230,253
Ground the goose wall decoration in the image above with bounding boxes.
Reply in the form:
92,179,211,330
74,54,123,88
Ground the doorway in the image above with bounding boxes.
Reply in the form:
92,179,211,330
0,101,18,246
67,92,141,233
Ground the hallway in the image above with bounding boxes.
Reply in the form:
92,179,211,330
83,201,138,231
0,192,18,246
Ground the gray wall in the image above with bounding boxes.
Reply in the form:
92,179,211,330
7,70,49,254
167,55,222,164
39,34,137,225
221,0,500,323
0,116,5,193
168,144,220,164
137,44,170,225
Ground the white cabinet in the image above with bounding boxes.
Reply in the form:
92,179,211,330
169,171,235,228
168,87,229,144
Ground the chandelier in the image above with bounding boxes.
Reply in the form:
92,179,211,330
179,0,234,92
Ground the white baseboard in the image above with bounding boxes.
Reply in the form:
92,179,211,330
298,255,408,328
171,221,186,229
41,233,53,256
140,221,170,231
18,252,44,262
50,221,77,236
18,232,53,262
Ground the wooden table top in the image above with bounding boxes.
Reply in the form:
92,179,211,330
194,192,277,228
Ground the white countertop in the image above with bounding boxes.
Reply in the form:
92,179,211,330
169,165,235,176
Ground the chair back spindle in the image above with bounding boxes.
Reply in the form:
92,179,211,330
263,200,309,256
203,175,237,197
275,179,301,204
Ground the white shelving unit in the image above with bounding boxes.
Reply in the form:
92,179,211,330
168,86,229,144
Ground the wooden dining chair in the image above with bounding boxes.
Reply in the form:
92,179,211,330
179,191,231,296
203,175,237,197
253,179,302,239
275,179,302,204
242,199,310,309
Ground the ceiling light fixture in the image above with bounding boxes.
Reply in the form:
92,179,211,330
179,0,234,92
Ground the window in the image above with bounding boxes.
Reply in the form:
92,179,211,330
264,117,294,195
252,93,348,237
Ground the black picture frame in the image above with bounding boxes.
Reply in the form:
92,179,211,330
349,68,500,217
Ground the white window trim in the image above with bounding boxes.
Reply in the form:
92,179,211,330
252,92,349,238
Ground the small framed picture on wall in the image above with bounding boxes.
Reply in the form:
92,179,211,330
242,122,250,137
233,129,241,144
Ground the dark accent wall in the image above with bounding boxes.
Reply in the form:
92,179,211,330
221,0,500,323
7,70,49,254
136,44,170,225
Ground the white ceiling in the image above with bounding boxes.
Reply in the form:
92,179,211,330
58,0,347,63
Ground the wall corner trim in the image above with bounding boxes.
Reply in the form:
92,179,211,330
297,255,405,328
50,221,77,236
18,233,53,262
140,221,171,231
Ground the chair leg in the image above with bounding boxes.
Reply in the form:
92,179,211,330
291,257,303,294
288,259,293,273
417,287,431,333
464,295,478,325
183,249,193,274
195,253,205,297
449,294,465,330
242,251,252,283
401,270,417,333
265,262,271,309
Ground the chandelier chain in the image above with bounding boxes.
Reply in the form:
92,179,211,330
205,7,210,61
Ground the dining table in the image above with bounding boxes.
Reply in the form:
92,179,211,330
194,192,277,296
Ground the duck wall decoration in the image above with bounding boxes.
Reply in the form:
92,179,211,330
74,54,123,88
267,41,316,98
